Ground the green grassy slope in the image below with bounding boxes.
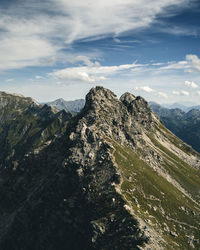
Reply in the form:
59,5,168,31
106,137,200,249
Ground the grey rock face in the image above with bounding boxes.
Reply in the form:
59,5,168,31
81,87,153,150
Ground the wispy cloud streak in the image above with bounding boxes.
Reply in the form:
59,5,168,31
0,0,189,70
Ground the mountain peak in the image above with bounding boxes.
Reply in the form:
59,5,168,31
120,92,149,113
84,86,117,109
120,92,136,104
89,86,116,97
0,87,200,249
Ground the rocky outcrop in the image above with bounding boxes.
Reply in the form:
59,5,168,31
0,87,199,249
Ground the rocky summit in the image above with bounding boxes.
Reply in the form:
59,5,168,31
0,87,199,250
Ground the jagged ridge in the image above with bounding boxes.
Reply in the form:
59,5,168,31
0,87,199,249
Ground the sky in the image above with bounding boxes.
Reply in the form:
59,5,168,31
0,0,200,104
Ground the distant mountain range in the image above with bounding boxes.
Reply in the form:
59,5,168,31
149,102,200,152
47,98,85,114
46,98,200,114
161,102,200,112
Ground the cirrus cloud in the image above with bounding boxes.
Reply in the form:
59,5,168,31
0,0,190,71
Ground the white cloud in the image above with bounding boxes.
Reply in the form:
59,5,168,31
113,37,121,43
35,75,44,79
172,90,189,96
68,56,100,67
186,54,200,71
134,86,155,93
159,60,189,71
158,91,168,99
151,62,165,66
50,67,107,83
196,90,200,96
134,86,168,98
155,54,200,73
0,0,189,70
0,36,57,70
28,79,36,83
5,78,14,82
172,90,180,95
50,62,143,83
184,80,198,88
134,86,168,99
56,81,62,85
55,0,188,42
155,25,197,36
181,90,189,96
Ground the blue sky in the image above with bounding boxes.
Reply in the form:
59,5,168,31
0,0,200,104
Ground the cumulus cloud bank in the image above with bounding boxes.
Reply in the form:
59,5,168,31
134,86,154,93
50,60,143,83
159,54,200,73
184,80,198,88
186,54,200,71
172,90,189,96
